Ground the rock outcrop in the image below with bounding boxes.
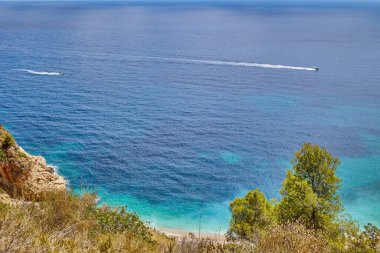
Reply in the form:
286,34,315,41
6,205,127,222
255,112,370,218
0,125,66,201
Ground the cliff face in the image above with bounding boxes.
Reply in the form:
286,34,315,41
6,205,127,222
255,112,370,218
0,125,66,201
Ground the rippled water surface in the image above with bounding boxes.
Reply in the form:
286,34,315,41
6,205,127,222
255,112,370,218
0,3,379,231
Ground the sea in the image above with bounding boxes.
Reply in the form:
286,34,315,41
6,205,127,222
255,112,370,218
0,2,379,232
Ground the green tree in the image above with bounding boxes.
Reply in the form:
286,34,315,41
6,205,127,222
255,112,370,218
292,143,341,202
227,189,275,241
277,170,319,228
277,143,342,230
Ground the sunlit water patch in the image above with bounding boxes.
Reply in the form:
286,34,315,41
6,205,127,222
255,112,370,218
220,152,241,164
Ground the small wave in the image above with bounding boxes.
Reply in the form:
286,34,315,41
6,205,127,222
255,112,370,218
127,56,317,71
18,69,63,76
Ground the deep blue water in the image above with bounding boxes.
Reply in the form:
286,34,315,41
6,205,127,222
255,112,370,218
1,3,380,232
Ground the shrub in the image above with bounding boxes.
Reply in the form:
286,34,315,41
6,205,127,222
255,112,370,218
1,132,15,150
364,223,380,250
88,205,153,242
0,149,7,162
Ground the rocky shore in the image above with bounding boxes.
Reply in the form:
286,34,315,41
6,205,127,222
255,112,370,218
0,125,66,203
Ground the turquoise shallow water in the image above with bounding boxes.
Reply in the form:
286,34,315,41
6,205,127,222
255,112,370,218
0,3,380,232
339,134,380,225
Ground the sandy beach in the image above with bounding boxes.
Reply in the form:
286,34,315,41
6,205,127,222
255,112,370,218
153,227,226,243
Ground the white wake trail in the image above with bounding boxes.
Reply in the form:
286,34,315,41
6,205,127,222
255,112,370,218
18,69,63,76
129,56,317,71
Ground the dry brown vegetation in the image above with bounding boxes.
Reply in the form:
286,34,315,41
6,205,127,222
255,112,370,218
0,191,159,253
255,222,329,253
165,223,331,253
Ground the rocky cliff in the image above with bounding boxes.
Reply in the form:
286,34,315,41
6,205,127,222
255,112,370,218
0,125,66,201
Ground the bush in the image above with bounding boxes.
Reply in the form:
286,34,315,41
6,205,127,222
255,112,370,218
88,205,153,242
1,132,15,150
0,149,7,162
364,223,380,250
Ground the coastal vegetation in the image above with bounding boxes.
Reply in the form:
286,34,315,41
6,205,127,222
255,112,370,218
0,192,159,252
1,132,15,150
0,126,378,252
227,143,380,252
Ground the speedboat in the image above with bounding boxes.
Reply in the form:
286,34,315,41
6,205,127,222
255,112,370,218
313,66,319,71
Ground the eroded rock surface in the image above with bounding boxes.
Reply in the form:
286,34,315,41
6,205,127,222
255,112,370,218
0,125,66,201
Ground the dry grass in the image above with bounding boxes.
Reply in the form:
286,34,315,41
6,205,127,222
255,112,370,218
255,222,330,253
0,194,334,253
0,191,158,253
159,222,330,253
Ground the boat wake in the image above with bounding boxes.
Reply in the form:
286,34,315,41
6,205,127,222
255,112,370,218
128,56,317,71
18,69,64,76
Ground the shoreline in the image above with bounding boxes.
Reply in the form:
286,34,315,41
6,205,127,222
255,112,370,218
152,226,226,243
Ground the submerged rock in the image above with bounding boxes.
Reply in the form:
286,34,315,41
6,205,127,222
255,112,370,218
0,125,66,201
